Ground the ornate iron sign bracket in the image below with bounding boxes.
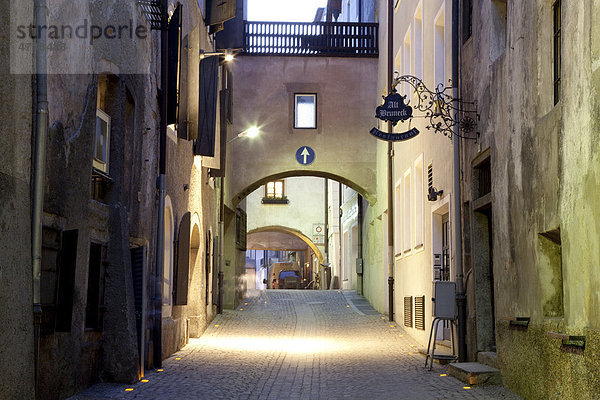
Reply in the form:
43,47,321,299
391,74,479,140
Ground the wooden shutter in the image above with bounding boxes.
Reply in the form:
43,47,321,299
55,230,78,332
235,208,247,251
404,296,413,328
131,246,145,323
178,34,189,139
130,245,147,368
175,212,191,305
415,296,425,330
194,56,219,156
167,4,182,126
212,236,219,305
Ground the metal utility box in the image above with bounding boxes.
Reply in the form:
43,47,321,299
432,281,456,319
356,258,363,274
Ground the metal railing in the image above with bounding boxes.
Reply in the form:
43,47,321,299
244,21,378,57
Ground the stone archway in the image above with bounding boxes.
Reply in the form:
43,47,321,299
247,225,324,265
231,170,375,208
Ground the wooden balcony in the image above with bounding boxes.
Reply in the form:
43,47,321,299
243,21,378,57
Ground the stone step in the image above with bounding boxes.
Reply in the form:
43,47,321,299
477,351,499,369
447,362,502,386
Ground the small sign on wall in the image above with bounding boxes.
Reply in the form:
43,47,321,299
313,235,325,245
312,224,325,236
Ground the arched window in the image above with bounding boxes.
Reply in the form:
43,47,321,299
163,195,174,317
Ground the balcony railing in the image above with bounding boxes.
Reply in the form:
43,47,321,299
243,21,378,57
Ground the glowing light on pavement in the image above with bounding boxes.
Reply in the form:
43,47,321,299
197,336,346,354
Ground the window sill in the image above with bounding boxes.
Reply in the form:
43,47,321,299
262,197,289,205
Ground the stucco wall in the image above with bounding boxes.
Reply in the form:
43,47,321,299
386,0,456,347
246,176,326,254
227,55,378,206
461,0,600,398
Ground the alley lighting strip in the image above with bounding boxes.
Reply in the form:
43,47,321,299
392,74,479,140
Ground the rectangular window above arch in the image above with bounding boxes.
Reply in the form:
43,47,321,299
262,180,289,204
286,83,322,134
294,94,317,129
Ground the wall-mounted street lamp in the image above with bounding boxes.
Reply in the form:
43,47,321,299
199,48,239,63
227,126,260,144
427,186,444,202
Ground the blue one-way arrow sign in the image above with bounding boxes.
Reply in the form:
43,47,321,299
296,146,315,166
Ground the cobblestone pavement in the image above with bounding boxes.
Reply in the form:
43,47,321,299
71,290,522,400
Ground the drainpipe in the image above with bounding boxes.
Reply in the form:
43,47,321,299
32,0,48,394
218,176,224,314
452,0,467,362
386,0,395,322
358,0,362,22
153,0,169,368
324,178,329,289
338,182,342,290
357,195,363,296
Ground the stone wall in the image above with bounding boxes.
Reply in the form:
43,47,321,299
0,6,35,397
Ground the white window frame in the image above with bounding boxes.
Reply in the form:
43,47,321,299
294,93,317,129
265,180,285,199
94,109,111,173
403,168,412,253
414,154,424,249
403,27,412,97
414,2,424,80
394,179,402,256
434,3,446,88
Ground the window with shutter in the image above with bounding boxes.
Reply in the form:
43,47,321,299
194,56,219,156
178,34,189,139
167,4,182,127
55,230,78,332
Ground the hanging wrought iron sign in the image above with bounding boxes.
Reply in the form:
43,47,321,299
376,92,412,124
371,90,420,141
370,73,479,142
369,126,420,141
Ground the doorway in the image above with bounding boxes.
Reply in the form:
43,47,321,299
473,206,496,352
432,199,452,342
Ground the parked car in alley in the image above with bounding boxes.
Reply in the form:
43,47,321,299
268,262,302,289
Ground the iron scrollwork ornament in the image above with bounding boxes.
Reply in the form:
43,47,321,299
390,73,479,140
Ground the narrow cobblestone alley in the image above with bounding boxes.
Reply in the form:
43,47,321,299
71,291,521,400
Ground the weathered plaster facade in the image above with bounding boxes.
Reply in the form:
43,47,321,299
0,8,35,398
461,0,600,398
227,55,379,207
1,1,224,398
